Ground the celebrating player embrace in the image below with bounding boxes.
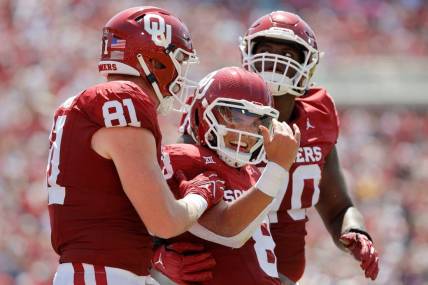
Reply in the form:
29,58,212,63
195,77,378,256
45,5,379,285
174,9,380,285
150,66,300,285
46,6,226,285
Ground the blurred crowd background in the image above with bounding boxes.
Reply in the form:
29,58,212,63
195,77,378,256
1,0,427,284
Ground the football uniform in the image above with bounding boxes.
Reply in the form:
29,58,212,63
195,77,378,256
46,80,162,276
268,87,339,282
161,144,280,285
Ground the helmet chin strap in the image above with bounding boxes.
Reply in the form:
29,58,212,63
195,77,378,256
136,54,173,115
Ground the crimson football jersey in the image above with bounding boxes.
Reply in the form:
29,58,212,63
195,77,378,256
268,87,339,282
46,80,162,275
161,144,280,285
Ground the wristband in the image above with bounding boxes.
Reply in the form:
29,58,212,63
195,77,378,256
255,161,289,197
342,228,373,242
182,194,208,220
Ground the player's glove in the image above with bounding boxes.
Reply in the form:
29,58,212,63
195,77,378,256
151,242,216,285
339,230,380,280
175,170,225,209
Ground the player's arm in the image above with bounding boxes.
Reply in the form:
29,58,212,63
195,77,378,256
315,146,363,248
188,180,279,248
316,146,379,280
198,187,272,237
187,120,300,247
92,126,223,239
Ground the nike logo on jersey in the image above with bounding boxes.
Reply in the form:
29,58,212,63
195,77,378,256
306,118,315,130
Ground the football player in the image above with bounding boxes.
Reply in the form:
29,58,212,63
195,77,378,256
150,66,300,285
239,11,380,284
46,7,225,285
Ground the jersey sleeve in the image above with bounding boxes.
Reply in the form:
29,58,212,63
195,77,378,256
79,81,161,141
303,88,340,145
161,144,216,198
322,89,340,144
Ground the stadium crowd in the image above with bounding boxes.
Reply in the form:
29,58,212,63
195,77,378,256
0,0,427,284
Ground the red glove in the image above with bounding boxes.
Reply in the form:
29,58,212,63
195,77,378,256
340,231,380,280
151,242,216,285
175,170,225,209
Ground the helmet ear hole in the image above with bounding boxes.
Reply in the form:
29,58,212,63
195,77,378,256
207,131,217,147
192,108,200,141
149,59,166,70
194,108,200,127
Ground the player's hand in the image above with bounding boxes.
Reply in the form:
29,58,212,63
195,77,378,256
151,242,216,285
175,170,225,209
340,232,380,280
260,119,300,170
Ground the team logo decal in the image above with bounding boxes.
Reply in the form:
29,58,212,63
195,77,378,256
144,14,172,47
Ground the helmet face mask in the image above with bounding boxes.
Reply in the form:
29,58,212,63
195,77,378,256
168,48,199,113
187,67,279,168
203,98,277,167
247,50,312,96
240,11,320,97
98,6,199,114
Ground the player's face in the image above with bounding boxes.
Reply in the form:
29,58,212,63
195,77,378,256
253,40,304,77
215,106,271,153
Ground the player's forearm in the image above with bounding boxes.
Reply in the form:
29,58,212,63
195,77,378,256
188,194,274,248
121,169,207,239
339,206,366,244
100,127,193,238
317,147,368,250
201,161,288,236
175,194,208,226
212,189,273,236
151,193,208,239
325,206,366,250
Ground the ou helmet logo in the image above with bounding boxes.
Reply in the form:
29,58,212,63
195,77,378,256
144,14,172,47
